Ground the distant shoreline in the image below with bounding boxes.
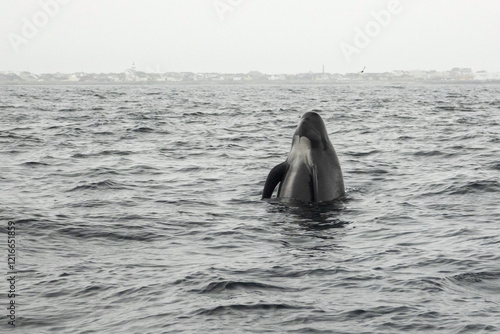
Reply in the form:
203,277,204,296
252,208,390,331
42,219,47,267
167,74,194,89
2,80,500,86
1,67,499,85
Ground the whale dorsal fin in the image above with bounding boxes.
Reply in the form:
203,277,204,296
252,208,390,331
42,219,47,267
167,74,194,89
262,162,287,199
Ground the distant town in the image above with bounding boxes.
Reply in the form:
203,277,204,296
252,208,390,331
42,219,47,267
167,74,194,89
1,67,499,84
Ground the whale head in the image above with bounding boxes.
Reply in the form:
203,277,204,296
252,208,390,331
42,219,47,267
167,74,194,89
293,111,331,150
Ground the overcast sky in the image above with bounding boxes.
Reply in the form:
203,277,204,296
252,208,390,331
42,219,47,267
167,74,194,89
1,0,499,74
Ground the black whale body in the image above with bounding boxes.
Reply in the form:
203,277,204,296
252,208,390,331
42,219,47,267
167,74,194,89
262,112,345,203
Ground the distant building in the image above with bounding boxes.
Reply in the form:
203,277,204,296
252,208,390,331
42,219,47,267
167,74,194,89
18,71,39,81
268,74,286,81
450,67,474,80
475,71,490,81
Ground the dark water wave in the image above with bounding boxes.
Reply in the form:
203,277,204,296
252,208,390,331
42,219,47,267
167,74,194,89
195,302,306,316
196,280,299,294
1,84,500,333
448,180,500,194
72,150,133,158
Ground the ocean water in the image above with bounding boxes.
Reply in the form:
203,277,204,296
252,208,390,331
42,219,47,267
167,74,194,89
1,83,499,333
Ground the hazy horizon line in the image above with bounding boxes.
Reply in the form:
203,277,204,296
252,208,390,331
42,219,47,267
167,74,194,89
1,67,496,75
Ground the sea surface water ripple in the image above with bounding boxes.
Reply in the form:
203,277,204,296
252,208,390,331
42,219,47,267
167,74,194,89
1,83,499,333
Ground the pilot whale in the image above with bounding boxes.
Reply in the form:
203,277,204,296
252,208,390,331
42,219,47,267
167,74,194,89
262,112,345,203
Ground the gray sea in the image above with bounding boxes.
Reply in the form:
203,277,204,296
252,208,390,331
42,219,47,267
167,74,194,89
1,83,499,333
